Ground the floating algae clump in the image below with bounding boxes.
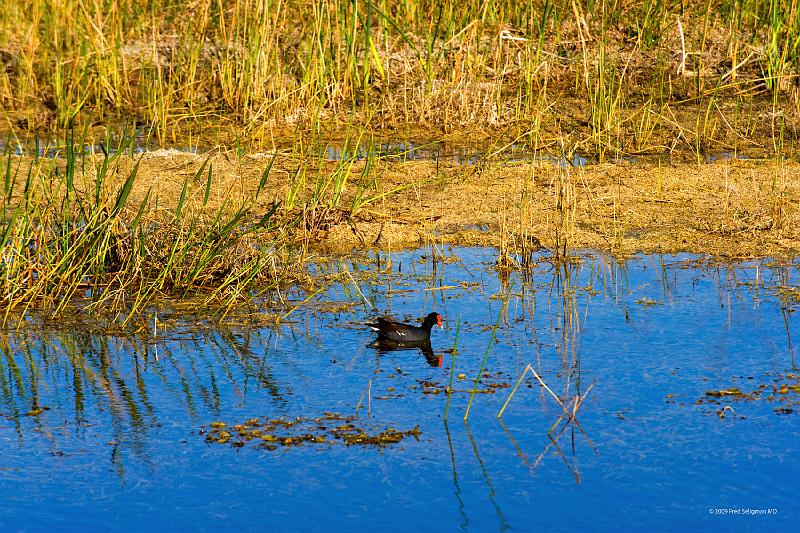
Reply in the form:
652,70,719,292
202,413,422,450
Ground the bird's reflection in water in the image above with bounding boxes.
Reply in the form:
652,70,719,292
368,339,443,367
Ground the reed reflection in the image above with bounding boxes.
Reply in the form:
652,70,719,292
0,317,286,472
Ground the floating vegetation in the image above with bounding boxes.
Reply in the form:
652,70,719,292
201,413,422,450
416,371,514,396
774,286,800,305
667,374,800,417
705,388,748,398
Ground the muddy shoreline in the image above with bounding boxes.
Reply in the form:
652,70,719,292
104,152,800,259
3,148,797,319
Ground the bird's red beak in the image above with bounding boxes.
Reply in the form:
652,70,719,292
437,315,444,329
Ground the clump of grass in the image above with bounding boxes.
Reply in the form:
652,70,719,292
0,130,286,321
551,158,576,261
0,124,427,320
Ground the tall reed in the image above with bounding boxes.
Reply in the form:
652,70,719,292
2,1,795,157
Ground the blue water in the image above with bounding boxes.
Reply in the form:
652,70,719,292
1,248,798,530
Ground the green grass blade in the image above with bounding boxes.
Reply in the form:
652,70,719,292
465,299,508,421
444,317,461,421
175,173,191,221
255,200,281,229
130,188,152,232
256,154,276,198
111,158,141,217
202,162,213,207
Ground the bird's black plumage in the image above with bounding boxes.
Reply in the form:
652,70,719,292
367,312,443,342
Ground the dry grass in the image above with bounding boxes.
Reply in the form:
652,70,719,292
276,155,800,258
14,150,796,259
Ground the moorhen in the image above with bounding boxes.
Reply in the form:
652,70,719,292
367,312,444,343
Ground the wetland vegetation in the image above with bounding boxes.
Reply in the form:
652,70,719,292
3,0,800,159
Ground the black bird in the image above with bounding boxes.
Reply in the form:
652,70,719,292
367,312,444,343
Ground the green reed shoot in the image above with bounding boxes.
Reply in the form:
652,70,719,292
443,317,461,421
464,299,508,421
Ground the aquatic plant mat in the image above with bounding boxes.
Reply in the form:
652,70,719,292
670,372,800,417
202,414,421,449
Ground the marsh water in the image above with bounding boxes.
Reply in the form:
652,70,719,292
0,131,554,165
1,247,798,530
2,130,748,166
